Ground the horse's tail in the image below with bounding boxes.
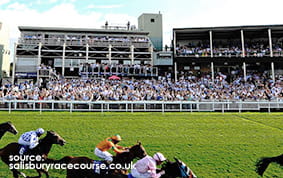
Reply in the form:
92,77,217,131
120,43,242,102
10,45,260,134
255,157,272,176
272,154,283,167
255,154,283,176
0,147,4,157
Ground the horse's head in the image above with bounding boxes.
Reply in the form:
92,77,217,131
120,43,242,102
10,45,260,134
0,121,18,135
161,158,197,178
45,131,66,146
129,141,147,159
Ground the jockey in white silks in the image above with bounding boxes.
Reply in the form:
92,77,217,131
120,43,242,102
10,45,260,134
18,128,45,154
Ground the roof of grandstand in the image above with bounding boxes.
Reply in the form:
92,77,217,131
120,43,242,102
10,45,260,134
18,26,150,35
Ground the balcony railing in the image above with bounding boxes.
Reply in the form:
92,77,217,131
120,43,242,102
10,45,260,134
80,66,158,77
18,38,151,48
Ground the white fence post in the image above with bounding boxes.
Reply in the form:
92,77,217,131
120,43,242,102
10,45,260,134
52,102,54,111
9,102,11,114
14,101,17,110
40,102,42,114
70,103,73,113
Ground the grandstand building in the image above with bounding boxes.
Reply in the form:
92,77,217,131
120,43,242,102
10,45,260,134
14,25,156,82
138,13,163,51
173,25,283,81
0,22,11,78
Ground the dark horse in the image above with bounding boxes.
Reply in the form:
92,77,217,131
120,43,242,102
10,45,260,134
108,157,197,178
0,121,18,139
0,130,66,178
255,153,283,176
160,158,197,178
55,142,147,178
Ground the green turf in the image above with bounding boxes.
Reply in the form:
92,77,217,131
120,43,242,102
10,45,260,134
0,112,282,177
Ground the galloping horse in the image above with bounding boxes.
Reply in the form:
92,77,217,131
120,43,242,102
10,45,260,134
0,130,66,178
117,157,197,178
160,158,197,178
0,121,18,139
255,153,283,176
56,142,147,178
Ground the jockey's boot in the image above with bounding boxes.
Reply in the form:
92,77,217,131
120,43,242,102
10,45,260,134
102,160,111,166
19,147,26,155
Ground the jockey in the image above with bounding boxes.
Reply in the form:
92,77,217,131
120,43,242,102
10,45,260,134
131,152,166,178
18,128,45,154
94,134,128,163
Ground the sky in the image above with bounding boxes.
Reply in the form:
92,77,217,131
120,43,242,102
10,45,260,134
1,0,283,50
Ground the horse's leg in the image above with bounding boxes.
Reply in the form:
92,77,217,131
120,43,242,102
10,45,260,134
26,169,43,178
66,169,77,178
36,169,49,178
12,169,19,178
11,169,27,178
19,171,27,178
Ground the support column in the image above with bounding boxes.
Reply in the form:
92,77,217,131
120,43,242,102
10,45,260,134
62,43,66,77
86,43,89,62
243,62,247,82
130,45,134,65
268,28,273,57
211,62,214,83
241,30,245,57
209,30,213,58
173,31,176,56
86,43,90,77
108,44,112,64
38,42,42,65
150,46,154,66
174,62,177,82
271,62,275,82
12,42,17,84
37,42,42,84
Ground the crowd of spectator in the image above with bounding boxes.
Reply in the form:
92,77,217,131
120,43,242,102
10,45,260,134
79,63,157,76
176,40,283,57
23,34,150,46
1,73,282,102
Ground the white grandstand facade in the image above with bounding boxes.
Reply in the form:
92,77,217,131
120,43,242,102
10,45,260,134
14,26,158,82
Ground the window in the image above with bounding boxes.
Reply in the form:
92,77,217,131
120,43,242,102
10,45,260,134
134,60,141,64
123,60,131,65
150,18,155,23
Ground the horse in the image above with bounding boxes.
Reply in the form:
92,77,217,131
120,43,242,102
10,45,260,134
255,153,283,176
160,157,197,178
0,121,18,139
0,130,66,178
55,141,147,178
122,157,197,178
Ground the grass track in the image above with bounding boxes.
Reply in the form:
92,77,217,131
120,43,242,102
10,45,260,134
0,112,282,177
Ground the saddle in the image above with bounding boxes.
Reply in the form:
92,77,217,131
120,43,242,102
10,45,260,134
127,173,134,178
